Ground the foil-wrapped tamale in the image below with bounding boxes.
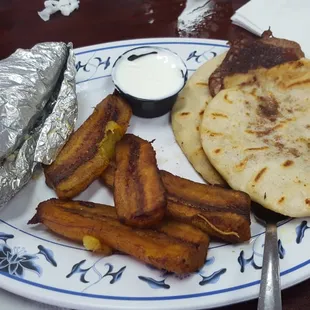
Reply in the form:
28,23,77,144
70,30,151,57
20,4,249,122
0,42,78,208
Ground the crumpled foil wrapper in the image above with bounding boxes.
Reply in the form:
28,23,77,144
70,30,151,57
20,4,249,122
0,42,77,208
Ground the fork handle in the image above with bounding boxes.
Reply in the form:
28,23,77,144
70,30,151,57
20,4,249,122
258,223,282,310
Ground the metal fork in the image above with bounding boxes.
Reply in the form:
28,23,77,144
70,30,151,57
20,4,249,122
252,203,288,310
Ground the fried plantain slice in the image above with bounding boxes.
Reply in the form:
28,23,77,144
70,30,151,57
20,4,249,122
101,164,251,243
155,219,210,247
101,163,115,188
44,94,132,199
27,198,113,255
29,199,208,274
114,134,166,228
161,170,251,243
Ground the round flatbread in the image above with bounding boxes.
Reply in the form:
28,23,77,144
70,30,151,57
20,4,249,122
172,53,227,185
201,58,310,217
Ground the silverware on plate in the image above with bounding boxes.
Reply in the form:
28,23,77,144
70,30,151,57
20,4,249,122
252,203,288,310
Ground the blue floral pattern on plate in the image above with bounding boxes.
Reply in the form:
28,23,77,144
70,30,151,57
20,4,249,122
75,45,221,85
296,220,310,244
67,258,126,292
186,49,218,63
138,276,170,289
0,232,56,278
238,235,286,273
76,56,111,73
138,256,226,289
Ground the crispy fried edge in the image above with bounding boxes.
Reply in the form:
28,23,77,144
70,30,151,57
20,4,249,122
29,199,208,274
44,95,132,199
113,134,166,228
101,164,251,242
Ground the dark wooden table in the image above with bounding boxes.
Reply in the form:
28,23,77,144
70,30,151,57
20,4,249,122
0,1,309,309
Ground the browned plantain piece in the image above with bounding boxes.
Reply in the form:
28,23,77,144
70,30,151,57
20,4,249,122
114,134,166,228
160,170,251,243
101,163,116,188
101,164,251,243
44,94,132,199
28,199,208,274
155,220,210,247
27,199,113,255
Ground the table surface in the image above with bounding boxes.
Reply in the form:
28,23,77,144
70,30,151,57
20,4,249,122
0,1,309,309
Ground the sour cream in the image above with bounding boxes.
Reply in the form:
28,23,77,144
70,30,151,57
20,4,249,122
112,47,187,100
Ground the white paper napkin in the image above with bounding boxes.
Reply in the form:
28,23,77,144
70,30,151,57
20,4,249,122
231,0,310,56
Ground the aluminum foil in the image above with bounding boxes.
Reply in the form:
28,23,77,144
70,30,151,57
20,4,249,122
0,42,77,208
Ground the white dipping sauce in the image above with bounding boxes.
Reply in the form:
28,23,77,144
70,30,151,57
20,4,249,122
112,47,187,100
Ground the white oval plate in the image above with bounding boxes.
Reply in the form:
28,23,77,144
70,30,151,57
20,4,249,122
0,38,310,310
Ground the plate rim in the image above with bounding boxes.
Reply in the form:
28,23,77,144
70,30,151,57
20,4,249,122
1,36,309,310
